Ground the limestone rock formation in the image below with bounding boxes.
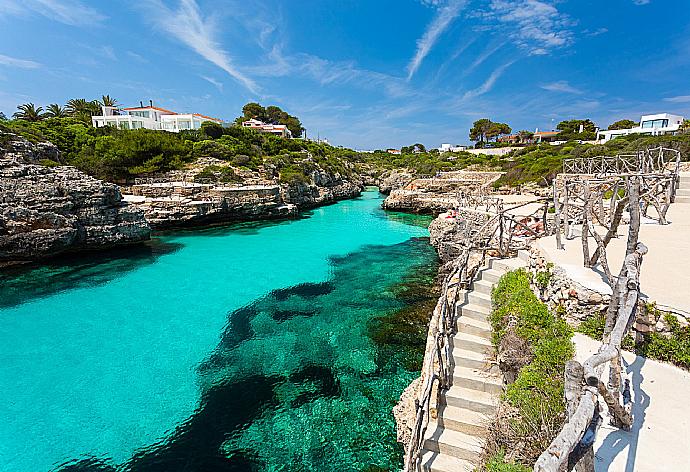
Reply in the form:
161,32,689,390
125,165,364,229
0,132,150,266
379,169,414,194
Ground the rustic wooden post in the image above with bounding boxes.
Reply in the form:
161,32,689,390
626,176,641,256
582,181,591,268
563,183,571,239
554,180,564,250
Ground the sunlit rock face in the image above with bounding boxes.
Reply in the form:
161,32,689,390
0,132,150,266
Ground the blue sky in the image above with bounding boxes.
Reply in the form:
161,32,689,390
1,0,689,149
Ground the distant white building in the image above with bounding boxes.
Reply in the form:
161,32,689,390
597,113,685,143
241,118,292,138
438,143,468,152
92,102,222,132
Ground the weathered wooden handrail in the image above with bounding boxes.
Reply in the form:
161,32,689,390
534,240,646,471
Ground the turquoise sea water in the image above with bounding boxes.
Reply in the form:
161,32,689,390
0,189,437,472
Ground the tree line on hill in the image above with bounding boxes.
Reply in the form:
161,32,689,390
2,98,689,189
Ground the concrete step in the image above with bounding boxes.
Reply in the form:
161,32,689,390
452,331,493,355
424,426,484,462
452,366,503,395
452,347,493,370
456,302,490,322
675,196,690,204
479,268,504,284
468,291,492,309
443,385,498,414
518,249,531,262
471,278,493,295
436,404,491,437
420,450,475,472
490,257,525,272
456,316,492,339
676,188,690,197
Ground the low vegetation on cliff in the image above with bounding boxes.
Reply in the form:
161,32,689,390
485,269,574,469
2,112,688,188
577,303,690,370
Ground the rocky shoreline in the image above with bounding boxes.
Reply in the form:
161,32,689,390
0,132,151,267
0,133,367,265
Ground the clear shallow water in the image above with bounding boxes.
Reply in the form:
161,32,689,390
0,189,437,472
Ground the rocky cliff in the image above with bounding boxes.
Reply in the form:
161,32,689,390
125,161,364,229
283,169,364,209
0,132,150,266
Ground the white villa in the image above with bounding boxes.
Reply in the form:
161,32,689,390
597,113,685,143
92,101,223,132
438,143,468,152
241,118,292,138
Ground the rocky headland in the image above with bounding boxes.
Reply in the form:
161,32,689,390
122,158,364,229
382,171,503,214
0,132,151,267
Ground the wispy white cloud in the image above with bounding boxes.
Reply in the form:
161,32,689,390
0,0,106,26
248,45,414,99
140,0,258,93
540,80,583,94
462,60,514,100
407,0,468,79
464,40,505,75
0,53,41,69
664,95,690,103
633,0,651,5
480,0,573,55
200,75,223,92
126,51,148,63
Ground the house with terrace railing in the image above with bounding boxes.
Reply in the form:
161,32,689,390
91,100,223,132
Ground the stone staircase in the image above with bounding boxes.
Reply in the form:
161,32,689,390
674,172,690,204
420,255,527,472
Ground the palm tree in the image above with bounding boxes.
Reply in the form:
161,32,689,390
46,103,67,118
66,98,101,122
100,95,119,107
13,103,46,122
66,98,93,115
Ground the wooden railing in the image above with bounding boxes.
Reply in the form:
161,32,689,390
534,239,647,471
404,197,550,472
562,146,681,176
553,147,681,284
403,213,498,471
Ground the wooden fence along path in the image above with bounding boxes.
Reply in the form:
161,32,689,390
405,145,683,471
534,146,682,471
404,195,549,472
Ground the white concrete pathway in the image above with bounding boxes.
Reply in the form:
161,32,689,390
573,333,690,472
538,172,690,314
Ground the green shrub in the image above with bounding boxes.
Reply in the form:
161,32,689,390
39,159,60,167
193,165,241,183
638,312,690,369
488,269,574,467
485,451,531,472
279,165,311,185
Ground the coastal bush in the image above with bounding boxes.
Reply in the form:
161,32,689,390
579,304,690,370
487,269,574,467
193,165,242,183
279,165,311,185
638,313,690,369
484,451,531,472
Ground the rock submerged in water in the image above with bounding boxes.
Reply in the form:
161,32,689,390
0,132,151,266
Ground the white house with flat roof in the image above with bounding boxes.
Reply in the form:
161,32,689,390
241,118,292,138
92,101,222,132
597,113,685,143
438,143,468,152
